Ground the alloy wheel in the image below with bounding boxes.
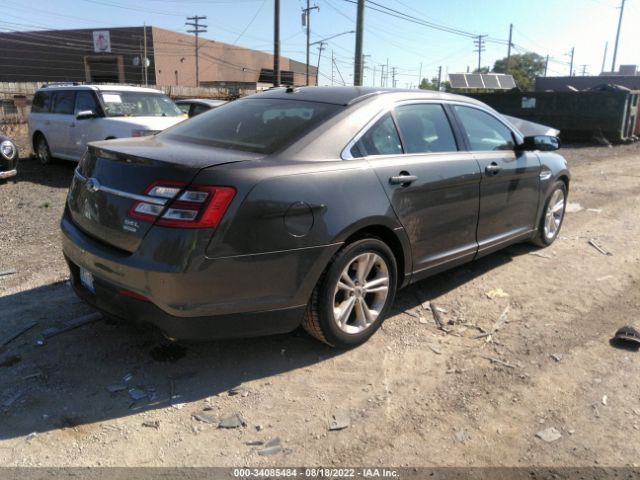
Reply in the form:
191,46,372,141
544,189,565,240
332,252,390,334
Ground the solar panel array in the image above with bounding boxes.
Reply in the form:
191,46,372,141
447,73,517,90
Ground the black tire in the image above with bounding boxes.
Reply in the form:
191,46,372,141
303,238,397,348
531,180,567,247
34,134,53,166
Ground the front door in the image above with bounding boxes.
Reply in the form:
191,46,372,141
452,105,541,255
352,104,482,278
70,90,102,160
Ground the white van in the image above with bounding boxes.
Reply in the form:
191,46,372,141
28,84,187,164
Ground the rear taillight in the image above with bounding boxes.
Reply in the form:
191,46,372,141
129,181,236,228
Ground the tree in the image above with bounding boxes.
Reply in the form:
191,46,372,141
419,77,450,92
492,52,545,91
419,77,437,90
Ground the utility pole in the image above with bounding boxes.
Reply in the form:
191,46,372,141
544,55,549,77
601,41,608,73
143,24,148,86
362,53,371,85
569,47,575,76
303,1,319,86
333,55,345,85
611,0,626,73
385,58,389,87
331,50,335,86
437,65,442,91
186,15,207,87
579,64,589,76
380,64,385,87
315,41,325,86
474,35,486,72
418,61,422,88
506,23,513,74
353,0,365,86
372,64,376,87
391,67,397,88
273,0,280,86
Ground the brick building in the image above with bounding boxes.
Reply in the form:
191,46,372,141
0,26,316,87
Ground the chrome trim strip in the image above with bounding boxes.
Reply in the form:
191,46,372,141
539,169,552,180
74,168,168,206
0,169,17,179
340,99,523,161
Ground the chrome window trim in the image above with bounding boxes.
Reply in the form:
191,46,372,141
341,99,523,160
74,168,168,206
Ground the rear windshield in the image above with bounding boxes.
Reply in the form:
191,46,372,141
99,91,182,117
162,98,341,154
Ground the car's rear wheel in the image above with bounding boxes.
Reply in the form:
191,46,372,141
531,180,567,247
303,238,397,348
34,134,53,165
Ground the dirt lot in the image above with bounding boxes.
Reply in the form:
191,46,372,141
1,127,640,468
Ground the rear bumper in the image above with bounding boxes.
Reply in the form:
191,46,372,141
61,210,339,340
67,259,305,340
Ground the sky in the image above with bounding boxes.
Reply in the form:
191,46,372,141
0,0,638,87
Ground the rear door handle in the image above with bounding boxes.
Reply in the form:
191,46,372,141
485,162,502,175
389,174,418,185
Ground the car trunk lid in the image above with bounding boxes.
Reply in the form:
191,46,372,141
66,136,260,253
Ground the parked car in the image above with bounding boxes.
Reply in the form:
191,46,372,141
0,132,19,180
28,84,186,165
61,87,569,348
175,98,227,118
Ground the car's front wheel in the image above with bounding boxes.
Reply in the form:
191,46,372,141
532,180,567,247
303,238,397,348
34,134,53,165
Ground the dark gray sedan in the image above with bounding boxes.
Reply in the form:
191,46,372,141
61,87,569,348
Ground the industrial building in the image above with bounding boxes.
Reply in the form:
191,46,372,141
0,26,316,88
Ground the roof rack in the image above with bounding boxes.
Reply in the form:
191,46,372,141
42,82,80,88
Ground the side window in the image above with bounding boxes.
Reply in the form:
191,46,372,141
352,113,402,157
395,104,458,153
51,91,76,115
177,103,190,114
190,103,210,117
75,91,98,114
454,105,515,151
31,91,51,113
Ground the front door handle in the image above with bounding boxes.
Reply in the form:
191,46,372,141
389,174,418,185
485,162,502,175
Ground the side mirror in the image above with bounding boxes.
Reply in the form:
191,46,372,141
518,135,560,152
76,110,96,120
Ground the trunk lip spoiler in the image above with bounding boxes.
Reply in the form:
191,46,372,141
74,168,169,206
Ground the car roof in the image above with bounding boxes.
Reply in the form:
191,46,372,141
38,84,165,94
175,99,227,106
251,86,487,107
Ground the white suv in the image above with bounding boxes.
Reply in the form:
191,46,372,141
28,84,186,164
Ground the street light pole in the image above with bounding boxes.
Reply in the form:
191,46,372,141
611,0,626,72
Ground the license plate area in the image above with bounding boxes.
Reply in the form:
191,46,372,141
79,267,95,293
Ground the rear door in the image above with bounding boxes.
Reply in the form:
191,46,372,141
354,103,482,277
48,90,77,157
452,105,540,255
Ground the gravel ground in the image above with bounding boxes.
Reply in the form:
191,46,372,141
1,125,640,468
